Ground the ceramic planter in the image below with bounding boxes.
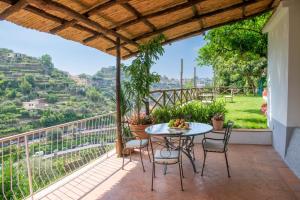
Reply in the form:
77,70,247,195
212,119,224,131
129,124,150,139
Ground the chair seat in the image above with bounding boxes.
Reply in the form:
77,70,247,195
154,149,179,164
203,140,225,152
125,139,148,148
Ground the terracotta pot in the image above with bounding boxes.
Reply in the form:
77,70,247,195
211,119,224,131
129,124,150,139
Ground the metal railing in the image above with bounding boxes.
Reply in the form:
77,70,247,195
0,112,116,200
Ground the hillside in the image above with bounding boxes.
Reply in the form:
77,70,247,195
0,48,114,137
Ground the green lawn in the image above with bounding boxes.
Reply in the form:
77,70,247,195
222,96,267,129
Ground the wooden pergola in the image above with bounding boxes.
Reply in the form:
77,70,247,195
0,0,280,156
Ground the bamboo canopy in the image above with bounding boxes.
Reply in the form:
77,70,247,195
0,0,280,59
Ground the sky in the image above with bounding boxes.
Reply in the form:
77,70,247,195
0,21,213,79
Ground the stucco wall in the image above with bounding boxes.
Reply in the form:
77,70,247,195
263,0,300,178
266,7,289,128
287,1,300,127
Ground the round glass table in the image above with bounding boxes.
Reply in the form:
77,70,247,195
145,122,213,173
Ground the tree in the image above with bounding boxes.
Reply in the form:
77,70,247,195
40,54,54,71
197,13,270,90
86,87,102,102
123,34,165,121
20,78,32,94
24,74,36,88
46,94,58,103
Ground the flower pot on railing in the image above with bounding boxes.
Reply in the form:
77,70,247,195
211,113,225,131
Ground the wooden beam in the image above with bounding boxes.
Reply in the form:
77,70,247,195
134,0,257,41
121,3,156,31
115,37,123,157
25,5,63,23
114,0,204,31
21,4,133,54
49,19,77,34
122,5,274,59
190,2,203,28
48,1,132,48
0,0,28,20
26,0,138,47
83,34,102,43
83,0,129,17
110,0,259,51
123,30,203,59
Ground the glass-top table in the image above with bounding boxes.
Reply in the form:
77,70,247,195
145,122,213,173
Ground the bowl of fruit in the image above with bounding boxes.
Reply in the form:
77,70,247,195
168,119,190,130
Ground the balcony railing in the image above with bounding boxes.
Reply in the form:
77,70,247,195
148,86,256,113
148,88,202,112
0,112,116,200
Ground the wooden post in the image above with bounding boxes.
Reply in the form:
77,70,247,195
115,37,123,157
194,67,197,88
180,58,183,104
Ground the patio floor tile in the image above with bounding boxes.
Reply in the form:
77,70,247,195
33,144,300,200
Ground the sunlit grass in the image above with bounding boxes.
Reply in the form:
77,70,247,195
221,95,267,129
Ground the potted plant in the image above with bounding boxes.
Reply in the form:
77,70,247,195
129,113,154,139
211,113,225,131
123,34,165,138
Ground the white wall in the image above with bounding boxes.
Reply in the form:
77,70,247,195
264,4,289,127
287,1,300,127
263,0,300,177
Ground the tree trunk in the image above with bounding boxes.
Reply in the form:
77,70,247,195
115,37,123,157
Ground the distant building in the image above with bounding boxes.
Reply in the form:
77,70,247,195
70,75,90,86
23,99,48,110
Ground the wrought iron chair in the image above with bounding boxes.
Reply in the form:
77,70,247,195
149,133,184,191
121,122,151,172
201,121,234,177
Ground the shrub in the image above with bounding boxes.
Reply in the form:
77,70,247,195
152,100,227,124
46,94,58,103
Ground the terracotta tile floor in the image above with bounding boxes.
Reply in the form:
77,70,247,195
35,144,300,200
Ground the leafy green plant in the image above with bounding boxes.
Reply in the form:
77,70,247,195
124,34,165,124
206,100,227,121
152,100,227,124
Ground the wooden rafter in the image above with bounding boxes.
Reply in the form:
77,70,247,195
26,0,138,47
190,2,203,28
120,3,156,31
48,0,134,48
49,19,77,34
122,4,274,59
122,29,203,59
83,0,129,17
109,0,257,51
0,1,133,54
0,0,28,20
113,0,204,31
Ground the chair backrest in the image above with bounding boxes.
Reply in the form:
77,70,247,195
149,133,182,162
224,121,234,149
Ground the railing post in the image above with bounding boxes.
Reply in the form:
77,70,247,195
163,91,166,106
174,90,176,106
25,135,34,200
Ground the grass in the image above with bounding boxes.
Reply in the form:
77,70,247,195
221,95,267,129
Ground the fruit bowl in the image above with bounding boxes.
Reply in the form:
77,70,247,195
168,119,190,130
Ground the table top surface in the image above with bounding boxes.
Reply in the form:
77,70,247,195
145,122,213,137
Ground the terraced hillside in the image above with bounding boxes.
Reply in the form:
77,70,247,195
0,48,114,137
